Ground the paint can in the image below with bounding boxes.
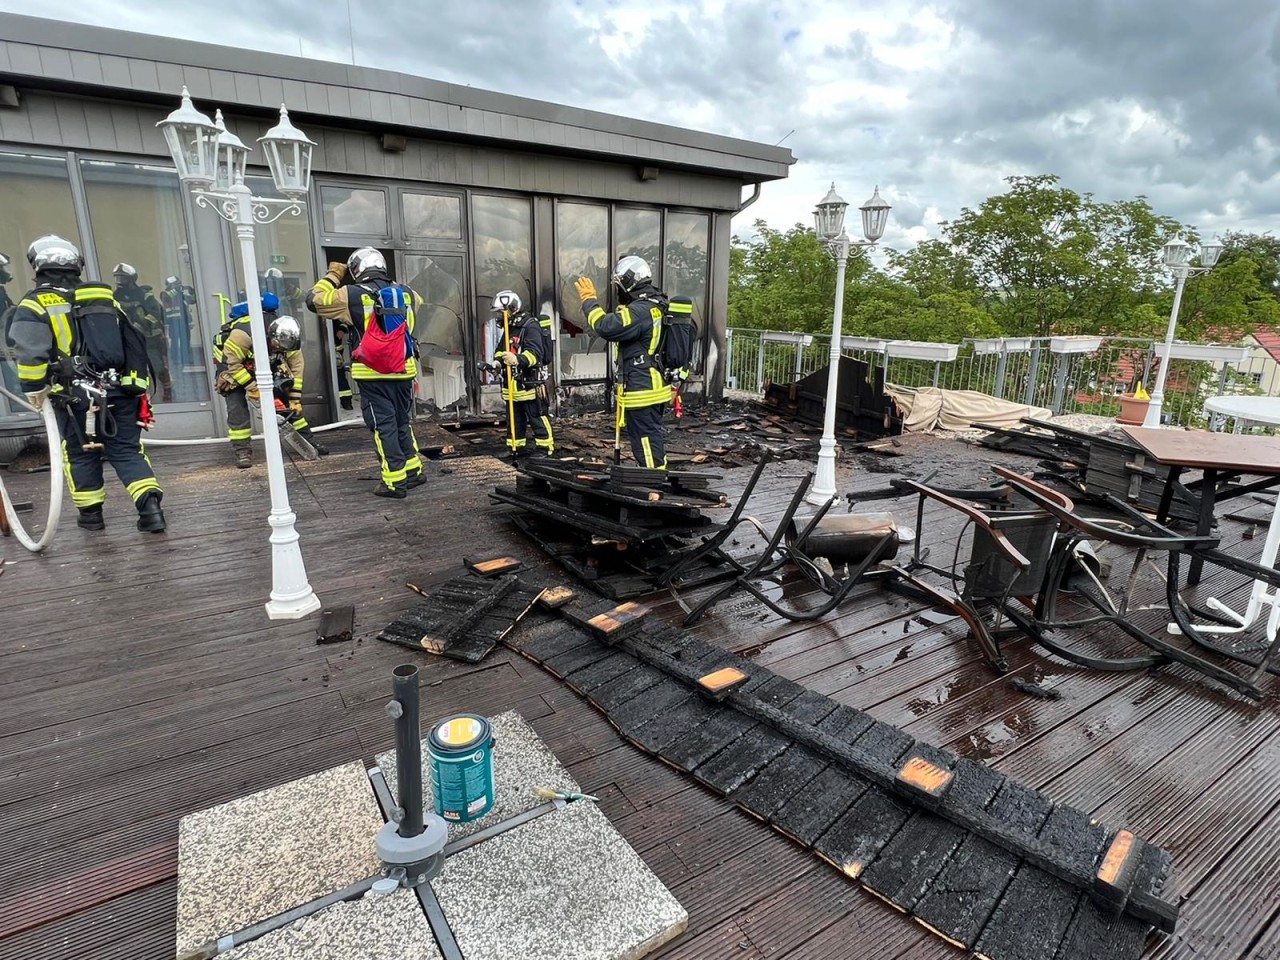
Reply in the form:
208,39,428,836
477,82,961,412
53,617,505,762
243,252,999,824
427,714,494,823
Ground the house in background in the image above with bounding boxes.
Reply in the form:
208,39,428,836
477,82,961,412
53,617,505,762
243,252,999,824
1241,327,1280,395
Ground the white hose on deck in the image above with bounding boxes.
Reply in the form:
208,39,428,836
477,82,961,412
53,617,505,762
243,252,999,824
0,385,63,553
142,416,362,446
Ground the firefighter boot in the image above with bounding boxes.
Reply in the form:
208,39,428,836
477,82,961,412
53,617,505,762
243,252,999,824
77,506,105,531
298,428,329,457
136,492,167,533
234,445,252,469
372,482,407,500
405,468,426,489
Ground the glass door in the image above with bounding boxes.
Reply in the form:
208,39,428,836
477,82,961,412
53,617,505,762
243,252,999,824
398,252,469,413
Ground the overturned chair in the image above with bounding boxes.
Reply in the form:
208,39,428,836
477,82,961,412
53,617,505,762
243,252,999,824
881,465,1280,700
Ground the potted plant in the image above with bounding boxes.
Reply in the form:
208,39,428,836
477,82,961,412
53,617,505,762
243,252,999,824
1118,380,1151,425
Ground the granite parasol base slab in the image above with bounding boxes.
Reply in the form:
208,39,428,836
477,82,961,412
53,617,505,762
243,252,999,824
175,761,384,957
431,799,688,960
377,709,579,841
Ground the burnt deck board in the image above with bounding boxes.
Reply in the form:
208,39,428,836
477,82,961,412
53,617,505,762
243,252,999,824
0,433,1275,960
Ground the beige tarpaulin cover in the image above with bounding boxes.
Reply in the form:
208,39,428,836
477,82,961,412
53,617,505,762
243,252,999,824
885,384,1053,433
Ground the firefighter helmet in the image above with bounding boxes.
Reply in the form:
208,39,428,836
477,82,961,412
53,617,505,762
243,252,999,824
27,235,83,273
269,315,302,351
112,262,138,281
491,290,522,314
347,247,387,282
612,255,651,295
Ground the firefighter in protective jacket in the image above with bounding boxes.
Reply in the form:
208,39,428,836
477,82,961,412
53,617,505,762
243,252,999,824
492,290,554,456
214,300,328,467
10,235,166,532
306,248,424,498
113,263,172,402
576,255,671,469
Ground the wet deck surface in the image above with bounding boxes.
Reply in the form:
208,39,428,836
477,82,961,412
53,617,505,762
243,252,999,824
1,424,1278,960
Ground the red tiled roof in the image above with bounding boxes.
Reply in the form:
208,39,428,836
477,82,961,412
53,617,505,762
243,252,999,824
1249,326,1280,365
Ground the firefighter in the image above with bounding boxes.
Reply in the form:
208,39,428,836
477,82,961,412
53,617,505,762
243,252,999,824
214,301,328,467
575,255,672,469
113,263,172,402
160,275,196,376
492,290,554,456
10,235,165,532
306,248,423,498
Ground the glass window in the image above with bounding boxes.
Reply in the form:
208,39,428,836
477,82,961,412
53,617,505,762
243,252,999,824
228,173,322,409
402,192,462,240
555,202,610,381
402,253,468,412
665,211,711,373
0,152,81,402
613,207,662,288
80,158,209,404
472,195,532,386
320,185,388,235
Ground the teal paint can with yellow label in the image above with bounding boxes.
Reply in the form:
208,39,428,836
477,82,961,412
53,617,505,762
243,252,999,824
428,714,494,823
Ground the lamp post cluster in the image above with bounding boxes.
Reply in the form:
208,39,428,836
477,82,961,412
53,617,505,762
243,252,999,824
1144,236,1223,428
158,87,322,620
807,183,891,505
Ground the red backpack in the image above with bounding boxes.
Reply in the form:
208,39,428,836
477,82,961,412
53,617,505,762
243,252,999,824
352,285,413,375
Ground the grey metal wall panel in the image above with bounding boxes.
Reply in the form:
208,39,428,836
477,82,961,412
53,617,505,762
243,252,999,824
37,47,72,79
258,75,285,110
98,54,132,88
369,90,392,123
52,98,90,147
232,72,260,106
0,42,12,73
27,95,61,145
156,62,185,95
127,57,161,92
281,78,309,110
327,85,352,120
180,65,214,100
208,69,239,102
8,42,42,74
0,96,34,143
349,88,372,120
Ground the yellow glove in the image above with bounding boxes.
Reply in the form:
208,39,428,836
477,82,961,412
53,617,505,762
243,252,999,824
289,400,304,416
575,276,597,303
325,261,348,283
246,382,260,403
499,351,519,367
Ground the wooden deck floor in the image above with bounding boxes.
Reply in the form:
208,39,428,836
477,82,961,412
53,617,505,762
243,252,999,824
1,425,1278,960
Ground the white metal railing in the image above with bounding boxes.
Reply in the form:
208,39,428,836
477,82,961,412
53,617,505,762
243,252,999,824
725,327,1280,429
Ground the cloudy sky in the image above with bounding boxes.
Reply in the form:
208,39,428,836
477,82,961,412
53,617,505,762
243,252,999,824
11,0,1280,250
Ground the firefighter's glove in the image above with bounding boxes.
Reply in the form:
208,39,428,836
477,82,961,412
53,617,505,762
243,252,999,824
246,382,261,403
499,351,519,367
214,370,238,395
575,276,597,303
25,386,51,410
289,400,304,416
325,261,348,284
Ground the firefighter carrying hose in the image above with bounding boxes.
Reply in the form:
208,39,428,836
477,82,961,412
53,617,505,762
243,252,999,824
214,296,328,467
10,235,166,533
491,290,554,457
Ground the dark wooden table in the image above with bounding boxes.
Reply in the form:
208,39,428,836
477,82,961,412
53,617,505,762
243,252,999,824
1123,427,1280,583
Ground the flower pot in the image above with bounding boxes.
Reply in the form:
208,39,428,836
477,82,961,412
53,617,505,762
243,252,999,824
1117,393,1150,426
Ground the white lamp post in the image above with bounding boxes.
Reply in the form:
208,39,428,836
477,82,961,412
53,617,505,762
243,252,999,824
1143,236,1224,428
159,87,322,620
808,183,890,504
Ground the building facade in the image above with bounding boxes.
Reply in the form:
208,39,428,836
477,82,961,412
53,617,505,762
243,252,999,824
0,14,792,438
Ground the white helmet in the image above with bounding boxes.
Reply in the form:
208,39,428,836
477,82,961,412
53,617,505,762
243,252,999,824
264,266,284,279
27,235,84,272
491,289,521,314
112,262,138,281
612,255,651,295
347,247,387,282
269,315,302,351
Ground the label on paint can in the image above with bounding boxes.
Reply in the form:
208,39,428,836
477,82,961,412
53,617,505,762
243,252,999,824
428,713,494,823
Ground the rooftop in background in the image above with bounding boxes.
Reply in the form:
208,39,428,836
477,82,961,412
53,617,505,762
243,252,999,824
0,13,794,185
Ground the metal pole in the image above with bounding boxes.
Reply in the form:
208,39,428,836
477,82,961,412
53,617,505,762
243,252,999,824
1024,342,1042,406
1145,265,1188,428
755,334,765,392
794,338,804,380
932,360,941,388
231,180,321,620
808,232,850,505
392,663,425,838
994,342,1008,399
1050,352,1070,414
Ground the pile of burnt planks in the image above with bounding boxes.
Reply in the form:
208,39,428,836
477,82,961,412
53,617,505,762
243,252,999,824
491,458,738,599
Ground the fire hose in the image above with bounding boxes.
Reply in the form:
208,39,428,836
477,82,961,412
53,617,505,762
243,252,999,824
0,382,63,553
